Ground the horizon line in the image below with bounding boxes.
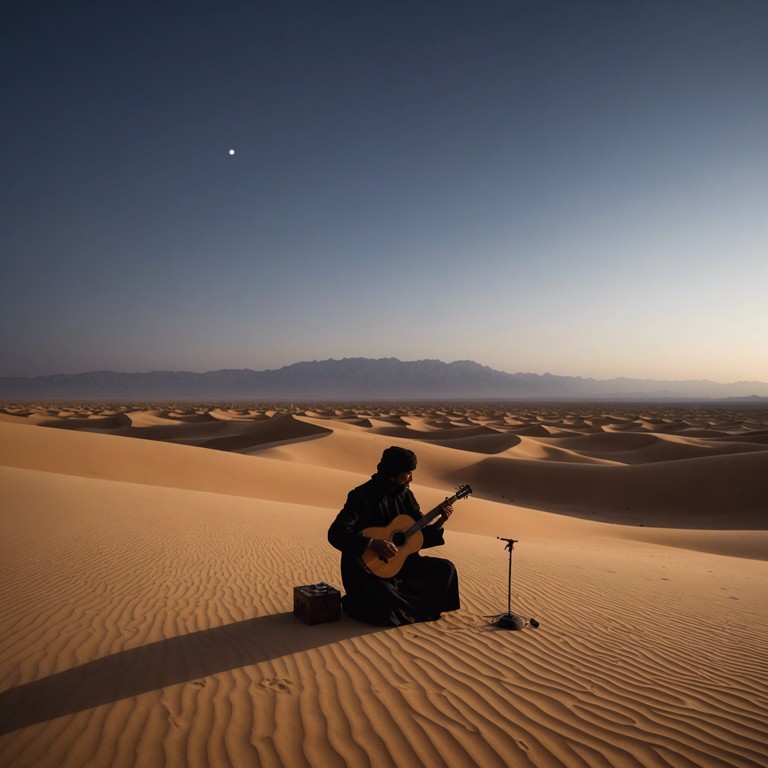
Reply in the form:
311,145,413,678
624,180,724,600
1,357,767,387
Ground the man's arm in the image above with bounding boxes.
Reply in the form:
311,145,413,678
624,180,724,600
327,492,372,558
410,492,451,548
432,502,454,529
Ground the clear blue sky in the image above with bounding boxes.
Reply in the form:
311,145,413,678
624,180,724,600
2,1,766,382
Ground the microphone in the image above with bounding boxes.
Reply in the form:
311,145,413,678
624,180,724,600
497,537,518,544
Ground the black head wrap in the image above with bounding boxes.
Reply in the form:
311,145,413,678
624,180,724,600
376,446,417,476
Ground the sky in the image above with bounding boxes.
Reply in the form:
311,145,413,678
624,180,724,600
2,0,767,382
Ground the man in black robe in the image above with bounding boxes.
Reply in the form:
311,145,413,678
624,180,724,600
328,446,460,626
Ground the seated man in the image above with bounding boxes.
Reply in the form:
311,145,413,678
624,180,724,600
328,446,460,626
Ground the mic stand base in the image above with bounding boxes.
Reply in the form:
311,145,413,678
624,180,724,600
492,612,527,631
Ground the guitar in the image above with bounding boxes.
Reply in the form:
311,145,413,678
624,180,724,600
359,484,473,578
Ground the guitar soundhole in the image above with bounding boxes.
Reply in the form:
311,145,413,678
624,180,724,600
391,531,407,547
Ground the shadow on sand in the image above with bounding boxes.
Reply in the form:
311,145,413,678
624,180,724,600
0,612,383,734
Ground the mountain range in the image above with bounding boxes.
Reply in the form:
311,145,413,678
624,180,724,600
1,358,767,402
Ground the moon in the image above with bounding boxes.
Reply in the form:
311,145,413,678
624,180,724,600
228,149,235,155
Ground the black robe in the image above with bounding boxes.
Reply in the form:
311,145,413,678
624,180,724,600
328,475,460,626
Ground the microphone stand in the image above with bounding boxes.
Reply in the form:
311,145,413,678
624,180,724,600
490,537,538,630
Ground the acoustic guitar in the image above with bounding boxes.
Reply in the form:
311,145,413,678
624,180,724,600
359,484,473,578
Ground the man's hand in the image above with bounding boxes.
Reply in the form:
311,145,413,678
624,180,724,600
434,502,454,528
369,538,398,560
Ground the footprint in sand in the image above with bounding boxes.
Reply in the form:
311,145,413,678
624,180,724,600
259,678,293,694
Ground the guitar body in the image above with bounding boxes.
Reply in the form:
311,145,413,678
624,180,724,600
360,515,425,578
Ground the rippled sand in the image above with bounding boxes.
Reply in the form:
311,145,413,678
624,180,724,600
1,402,767,767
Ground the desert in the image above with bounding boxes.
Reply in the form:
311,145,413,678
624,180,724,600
1,401,767,767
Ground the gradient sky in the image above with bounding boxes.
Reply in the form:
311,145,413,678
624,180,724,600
2,0,767,382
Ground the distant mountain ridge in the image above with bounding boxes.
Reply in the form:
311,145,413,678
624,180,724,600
1,358,767,401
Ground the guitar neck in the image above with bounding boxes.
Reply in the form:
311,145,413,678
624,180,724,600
407,492,461,537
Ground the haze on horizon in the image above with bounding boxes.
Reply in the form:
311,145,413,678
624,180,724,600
2,1,766,384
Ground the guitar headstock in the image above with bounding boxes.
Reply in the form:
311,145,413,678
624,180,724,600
454,484,473,500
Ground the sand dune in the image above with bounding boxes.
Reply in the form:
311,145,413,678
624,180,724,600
457,451,768,529
1,402,767,767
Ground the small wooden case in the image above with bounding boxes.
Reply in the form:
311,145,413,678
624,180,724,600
293,583,341,625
